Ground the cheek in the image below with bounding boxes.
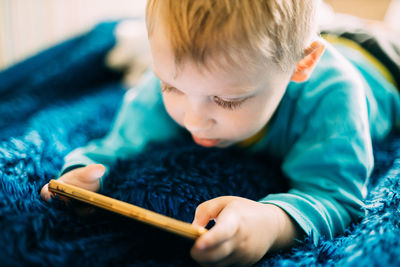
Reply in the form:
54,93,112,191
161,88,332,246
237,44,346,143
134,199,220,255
162,94,185,126
216,107,267,138
219,99,275,139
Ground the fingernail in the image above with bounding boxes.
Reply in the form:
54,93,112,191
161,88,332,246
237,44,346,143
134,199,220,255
90,168,105,179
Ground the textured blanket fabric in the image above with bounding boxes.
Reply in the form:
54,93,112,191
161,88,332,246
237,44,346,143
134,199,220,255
0,22,399,266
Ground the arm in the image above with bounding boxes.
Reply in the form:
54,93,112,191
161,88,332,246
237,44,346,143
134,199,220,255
260,85,373,244
190,196,302,266
61,71,181,177
41,71,181,200
190,80,373,266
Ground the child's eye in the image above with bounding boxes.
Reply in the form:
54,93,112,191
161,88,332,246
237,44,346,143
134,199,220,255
162,82,248,110
213,96,248,110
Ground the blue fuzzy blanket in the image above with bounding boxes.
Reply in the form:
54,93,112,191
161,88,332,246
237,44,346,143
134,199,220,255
0,22,399,266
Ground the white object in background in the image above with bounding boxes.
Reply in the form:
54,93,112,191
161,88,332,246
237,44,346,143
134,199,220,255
0,0,147,70
385,0,400,32
106,19,151,87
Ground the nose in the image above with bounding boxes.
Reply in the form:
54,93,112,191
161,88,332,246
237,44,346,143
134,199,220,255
183,104,215,134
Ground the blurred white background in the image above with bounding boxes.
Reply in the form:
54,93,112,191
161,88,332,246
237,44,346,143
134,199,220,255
0,0,399,71
0,0,146,70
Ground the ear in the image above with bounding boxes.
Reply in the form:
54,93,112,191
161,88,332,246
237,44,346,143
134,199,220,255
291,40,325,82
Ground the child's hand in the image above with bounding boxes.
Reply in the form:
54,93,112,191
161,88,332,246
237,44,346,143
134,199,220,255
191,196,299,266
40,164,106,202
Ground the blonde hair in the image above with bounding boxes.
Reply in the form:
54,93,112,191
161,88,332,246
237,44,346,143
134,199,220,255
146,0,318,73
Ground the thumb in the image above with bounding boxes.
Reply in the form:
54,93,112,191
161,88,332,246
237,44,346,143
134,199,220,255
192,196,235,227
78,164,106,183
60,164,106,185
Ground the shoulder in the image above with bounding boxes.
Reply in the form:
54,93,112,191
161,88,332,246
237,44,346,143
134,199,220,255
266,40,370,154
123,71,162,105
285,39,367,113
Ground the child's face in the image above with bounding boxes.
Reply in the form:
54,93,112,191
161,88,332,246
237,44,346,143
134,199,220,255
149,25,294,148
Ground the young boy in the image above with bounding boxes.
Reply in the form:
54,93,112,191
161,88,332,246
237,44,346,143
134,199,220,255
41,0,400,266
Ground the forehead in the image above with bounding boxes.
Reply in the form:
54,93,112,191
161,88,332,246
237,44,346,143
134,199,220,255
149,22,285,96
153,65,258,97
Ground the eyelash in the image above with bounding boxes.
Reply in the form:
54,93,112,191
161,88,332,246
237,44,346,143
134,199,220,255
212,96,246,110
161,84,247,110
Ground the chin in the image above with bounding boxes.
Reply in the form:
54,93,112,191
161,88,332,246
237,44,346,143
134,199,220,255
215,141,235,148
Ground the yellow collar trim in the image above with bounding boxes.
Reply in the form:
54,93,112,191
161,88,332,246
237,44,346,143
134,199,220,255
322,34,397,88
236,124,268,148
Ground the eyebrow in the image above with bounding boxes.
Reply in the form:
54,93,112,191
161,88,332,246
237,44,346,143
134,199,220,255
218,87,257,98
152,69,257,98
153,70,171,86
153,71,170,86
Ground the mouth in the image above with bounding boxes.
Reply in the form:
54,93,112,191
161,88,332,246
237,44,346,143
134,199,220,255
192,135,221,147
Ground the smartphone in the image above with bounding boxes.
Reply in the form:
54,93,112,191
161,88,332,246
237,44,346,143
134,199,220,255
48,179,207,240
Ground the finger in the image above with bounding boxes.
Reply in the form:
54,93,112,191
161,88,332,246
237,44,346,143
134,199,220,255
191,237,235,265
193,205,240,251
192,196,236,227
58,164,105,192
40,184,55,201
61,164,106,184
40,180,70,203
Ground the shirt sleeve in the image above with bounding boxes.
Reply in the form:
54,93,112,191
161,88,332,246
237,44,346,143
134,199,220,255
259,82,374,245
59,71,181,181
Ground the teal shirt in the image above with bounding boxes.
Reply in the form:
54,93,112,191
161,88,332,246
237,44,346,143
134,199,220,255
60,39,400,244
